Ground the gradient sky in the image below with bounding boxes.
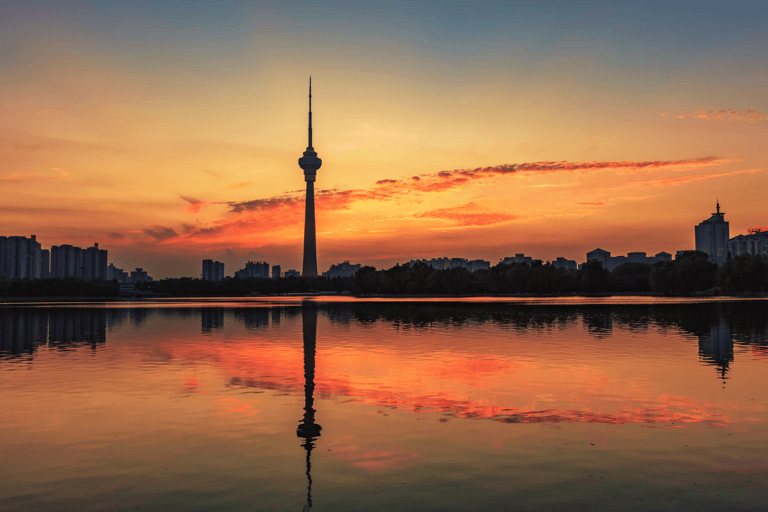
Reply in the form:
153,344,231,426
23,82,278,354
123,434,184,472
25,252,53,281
2,1,767,278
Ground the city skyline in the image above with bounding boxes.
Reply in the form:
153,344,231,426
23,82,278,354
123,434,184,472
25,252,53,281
2,2,767,278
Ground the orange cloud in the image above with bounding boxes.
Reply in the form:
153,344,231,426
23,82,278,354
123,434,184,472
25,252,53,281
180,195,209,214
671,109,768,128
228,181,255,190
415,202,519,227
228,156,723,214
157,156,725,246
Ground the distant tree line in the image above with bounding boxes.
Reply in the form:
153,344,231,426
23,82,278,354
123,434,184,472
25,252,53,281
1,251,766,298
0,277,120,298
353,251,768,296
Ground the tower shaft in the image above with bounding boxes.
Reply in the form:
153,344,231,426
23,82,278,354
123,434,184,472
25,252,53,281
303,181,317,276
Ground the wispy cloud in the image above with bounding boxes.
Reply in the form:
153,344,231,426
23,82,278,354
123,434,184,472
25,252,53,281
666,109,768,129
637,168,762,187
414,202,519,227
143,226,178,242
180,195,210,214
0,171,67,183
228,181,255,190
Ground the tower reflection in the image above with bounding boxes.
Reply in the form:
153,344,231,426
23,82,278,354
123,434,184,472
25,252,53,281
297,303,321,511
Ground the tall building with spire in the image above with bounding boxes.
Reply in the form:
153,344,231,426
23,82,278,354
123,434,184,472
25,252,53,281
298,77,321,277
695,200,729,266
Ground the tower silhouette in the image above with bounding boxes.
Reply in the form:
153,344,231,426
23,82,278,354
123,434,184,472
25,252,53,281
297,303,321,511
299,77,322,277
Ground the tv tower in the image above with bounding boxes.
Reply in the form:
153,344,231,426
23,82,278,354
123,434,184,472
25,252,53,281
298,77,322,277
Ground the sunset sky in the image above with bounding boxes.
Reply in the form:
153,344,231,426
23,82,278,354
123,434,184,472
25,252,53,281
2,1,767,278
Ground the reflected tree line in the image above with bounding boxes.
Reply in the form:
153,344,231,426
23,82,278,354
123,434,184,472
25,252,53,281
4,302,768,381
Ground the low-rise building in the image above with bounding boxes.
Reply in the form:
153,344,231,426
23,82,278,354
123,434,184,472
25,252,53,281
322,261,361,279
234,261,269,279
408,257,491,273
552,257,578,270
130,268,152,284
499,254,542,266
586,249,672,271
728,228,768,258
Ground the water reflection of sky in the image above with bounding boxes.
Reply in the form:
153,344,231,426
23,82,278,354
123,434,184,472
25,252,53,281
1,300,768,511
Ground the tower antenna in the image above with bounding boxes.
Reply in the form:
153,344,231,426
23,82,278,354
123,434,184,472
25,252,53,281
308,76,312,149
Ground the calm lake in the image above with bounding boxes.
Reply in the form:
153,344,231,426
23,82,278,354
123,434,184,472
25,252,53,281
2,297,768,511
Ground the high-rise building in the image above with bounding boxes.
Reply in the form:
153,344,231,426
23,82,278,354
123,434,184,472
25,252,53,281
202,259,225,281
298,77,322,277
0,235,42,279
272,265,281,279
40,249,50,278
695,201,729,266
83,243,108,280
51,244,83,278
50,243,106,279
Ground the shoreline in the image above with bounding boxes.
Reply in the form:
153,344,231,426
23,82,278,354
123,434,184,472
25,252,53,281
1,291,766,304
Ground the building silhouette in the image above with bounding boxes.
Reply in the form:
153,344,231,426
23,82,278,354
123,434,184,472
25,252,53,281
202,259,225,281
500,254,542,266
234,261,269,279
410,257,491,273
586,248,671,271
552,257,578,270
322,261,361,278
695,201,729,266
0,235,42,279
728,227,768,258
272,265,281,279
298,77,322,277
130,268,152,284
50,242,108,280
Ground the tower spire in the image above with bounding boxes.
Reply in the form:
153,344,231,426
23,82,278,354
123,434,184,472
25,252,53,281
308,76,313,149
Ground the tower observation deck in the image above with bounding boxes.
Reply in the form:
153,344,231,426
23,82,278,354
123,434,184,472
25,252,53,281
299,77,322,277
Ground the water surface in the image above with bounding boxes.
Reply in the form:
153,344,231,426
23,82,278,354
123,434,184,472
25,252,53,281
2,298,767,511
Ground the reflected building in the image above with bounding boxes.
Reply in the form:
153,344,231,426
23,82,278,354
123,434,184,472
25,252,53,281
233,308,270,330
0,309,47,354
0,308,107,356
583,310,613,337
698,319,733,380
297,303,321,511
201,308,225,333
49,309,107,349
